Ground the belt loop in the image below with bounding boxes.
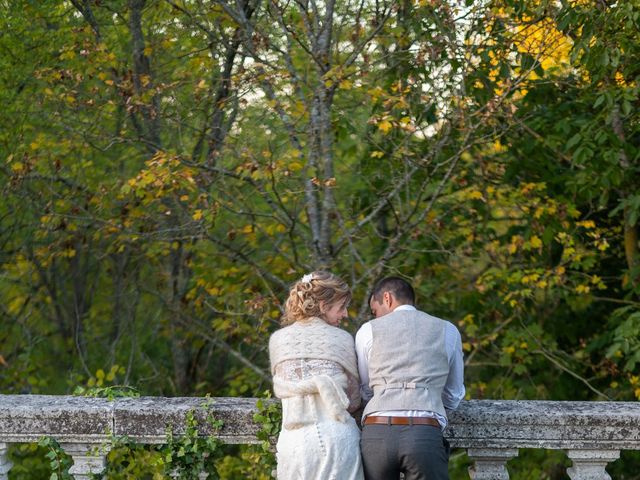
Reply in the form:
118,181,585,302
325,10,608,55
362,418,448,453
386,416,391,426
409,417,414,426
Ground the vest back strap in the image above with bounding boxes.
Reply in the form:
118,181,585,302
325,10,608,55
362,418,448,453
372,382,429,390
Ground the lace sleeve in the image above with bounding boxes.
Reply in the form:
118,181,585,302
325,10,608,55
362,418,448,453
273,358,361,412
274,358,345,382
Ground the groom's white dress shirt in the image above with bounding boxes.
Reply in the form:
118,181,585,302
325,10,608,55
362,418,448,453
355,304,465,429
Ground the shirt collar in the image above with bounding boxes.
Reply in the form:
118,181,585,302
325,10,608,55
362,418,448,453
393,304,417,312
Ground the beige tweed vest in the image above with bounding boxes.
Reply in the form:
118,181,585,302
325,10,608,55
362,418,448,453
362,309,449,419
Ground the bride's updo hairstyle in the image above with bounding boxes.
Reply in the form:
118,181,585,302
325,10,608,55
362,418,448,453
282,271,351,325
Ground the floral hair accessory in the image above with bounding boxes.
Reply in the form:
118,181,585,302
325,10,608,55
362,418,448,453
300,273,314,283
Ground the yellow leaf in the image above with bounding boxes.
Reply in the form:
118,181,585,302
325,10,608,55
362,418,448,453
575,284,590,294
534,207,545,219
370,151,384,158
192,209,203,221
289,161,303,172
577,220,595,229
143,46,153,56
339,79,352,89
469,190,483,200
378,119,393,134
96,369,105,380
493,140,507,152
8,296,26,315
529,235,542,248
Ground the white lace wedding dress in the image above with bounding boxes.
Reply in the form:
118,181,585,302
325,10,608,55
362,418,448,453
273,357,364,480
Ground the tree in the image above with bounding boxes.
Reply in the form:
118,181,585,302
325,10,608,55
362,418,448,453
1,0,639,475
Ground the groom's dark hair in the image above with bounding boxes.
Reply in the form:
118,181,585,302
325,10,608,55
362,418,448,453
370,276,415,306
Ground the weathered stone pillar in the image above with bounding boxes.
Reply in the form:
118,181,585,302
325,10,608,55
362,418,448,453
566,449,620,480
0,443,12,480
60,443,108,480
467,448,518,480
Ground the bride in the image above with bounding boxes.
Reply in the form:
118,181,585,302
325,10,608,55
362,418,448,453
269,271,364,480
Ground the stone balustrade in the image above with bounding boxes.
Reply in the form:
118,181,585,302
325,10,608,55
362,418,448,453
0,395,638,479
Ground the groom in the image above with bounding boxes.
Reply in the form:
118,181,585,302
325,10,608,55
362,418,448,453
355,277,465,480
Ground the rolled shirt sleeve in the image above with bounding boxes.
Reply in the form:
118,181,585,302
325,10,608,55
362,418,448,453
355,323,374,402
442,321,465,410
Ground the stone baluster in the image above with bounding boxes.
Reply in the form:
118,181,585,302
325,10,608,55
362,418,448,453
60,443,108,480
0,443,12,480
566,449,620,480
169,469,209,479
467,448,518,480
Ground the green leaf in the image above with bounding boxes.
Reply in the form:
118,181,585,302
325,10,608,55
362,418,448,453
593,94,606,109
565,133,582,150
520,53,536,71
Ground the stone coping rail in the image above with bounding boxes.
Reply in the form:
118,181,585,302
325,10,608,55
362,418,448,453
0,395,639,479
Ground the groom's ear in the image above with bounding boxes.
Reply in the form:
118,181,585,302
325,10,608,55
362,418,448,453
383,291,392,306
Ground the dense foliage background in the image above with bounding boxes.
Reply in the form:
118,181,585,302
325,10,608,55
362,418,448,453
1,0,639,477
